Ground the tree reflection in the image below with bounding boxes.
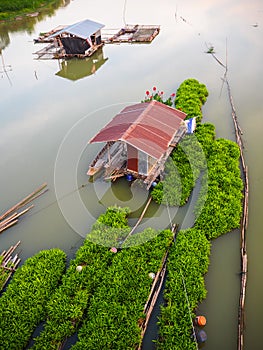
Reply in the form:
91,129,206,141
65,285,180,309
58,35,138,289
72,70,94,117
0,0,71,50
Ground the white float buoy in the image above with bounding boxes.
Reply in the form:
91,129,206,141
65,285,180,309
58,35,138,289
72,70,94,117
148,272,156,279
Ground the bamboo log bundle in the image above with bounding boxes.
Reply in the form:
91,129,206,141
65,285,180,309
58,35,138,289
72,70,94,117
0,241,21,291
0,183,47,234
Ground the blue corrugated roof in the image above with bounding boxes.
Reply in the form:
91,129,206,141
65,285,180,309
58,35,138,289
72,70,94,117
49,19,104,40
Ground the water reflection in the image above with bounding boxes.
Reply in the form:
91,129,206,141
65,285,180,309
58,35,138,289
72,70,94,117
55,48,108,80
0,0,70,50
0,52,12,86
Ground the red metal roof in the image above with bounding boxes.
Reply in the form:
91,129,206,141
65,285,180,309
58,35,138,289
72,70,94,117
89,100,187,159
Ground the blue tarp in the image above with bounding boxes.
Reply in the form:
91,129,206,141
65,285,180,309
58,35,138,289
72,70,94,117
185,117,196,133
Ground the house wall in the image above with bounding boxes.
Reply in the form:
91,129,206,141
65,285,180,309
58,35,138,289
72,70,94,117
127,145,158,176
138,150,148,175
61,37,90,54
90,30,102,45
127,144,138,172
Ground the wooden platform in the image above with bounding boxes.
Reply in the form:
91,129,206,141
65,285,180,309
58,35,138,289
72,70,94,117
33,43,104,60
34,25,66,43
102,24,160,44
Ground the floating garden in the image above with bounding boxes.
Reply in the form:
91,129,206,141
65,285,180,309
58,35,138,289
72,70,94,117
0,78,243,349
0,249,66,349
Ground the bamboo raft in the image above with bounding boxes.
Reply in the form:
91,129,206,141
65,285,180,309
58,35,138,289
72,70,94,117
0,241,21,291
34,25,66,43
34,42,104,60
102,24,160,44
0,183,48,234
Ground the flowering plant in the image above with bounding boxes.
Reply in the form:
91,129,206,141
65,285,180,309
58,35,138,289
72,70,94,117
142,86,176,106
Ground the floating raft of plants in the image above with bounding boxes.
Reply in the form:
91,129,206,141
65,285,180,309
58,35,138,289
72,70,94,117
0,241,21,291
102,24,160,43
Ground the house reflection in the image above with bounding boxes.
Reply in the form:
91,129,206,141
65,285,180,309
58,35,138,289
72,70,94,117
55,47,108,81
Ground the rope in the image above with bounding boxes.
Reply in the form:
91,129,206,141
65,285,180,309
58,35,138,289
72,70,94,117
165,199,173,229
180,269,199,349
122,0,127,26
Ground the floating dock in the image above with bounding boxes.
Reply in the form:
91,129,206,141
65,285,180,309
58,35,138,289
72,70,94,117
33,42,104,60
102,24,160,44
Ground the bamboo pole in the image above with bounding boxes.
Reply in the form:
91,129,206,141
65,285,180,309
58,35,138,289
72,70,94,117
0,212,18,229
0,206,34,230
3,241,21,259
0,182,47,221
137,227,178,350
0,220,18,233
209,47,248,350
0,241,21,291
124,196,152,242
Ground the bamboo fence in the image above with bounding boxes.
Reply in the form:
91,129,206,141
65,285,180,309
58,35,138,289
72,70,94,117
209,48,248,350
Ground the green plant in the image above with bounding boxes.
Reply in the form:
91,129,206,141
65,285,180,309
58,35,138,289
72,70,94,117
0,249,66,350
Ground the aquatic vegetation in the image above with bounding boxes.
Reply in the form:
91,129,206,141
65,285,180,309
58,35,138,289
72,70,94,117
30,240,113,349
71,229,173,350
31,209,173,350
158,228,210,350
0,249,66,350
157,83,243,348
194,138,243,239
151,79,209,206
175,78,209,121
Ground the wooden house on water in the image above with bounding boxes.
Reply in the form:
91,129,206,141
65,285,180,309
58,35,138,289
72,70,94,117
34,19,105,59
87,100,187,189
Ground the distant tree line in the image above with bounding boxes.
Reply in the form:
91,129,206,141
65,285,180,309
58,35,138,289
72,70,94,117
0,0,61,20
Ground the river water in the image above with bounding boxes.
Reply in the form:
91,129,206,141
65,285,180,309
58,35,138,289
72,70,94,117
0,0,262,349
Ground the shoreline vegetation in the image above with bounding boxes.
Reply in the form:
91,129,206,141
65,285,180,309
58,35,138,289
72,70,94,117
0,79,243,349
0,0,62,21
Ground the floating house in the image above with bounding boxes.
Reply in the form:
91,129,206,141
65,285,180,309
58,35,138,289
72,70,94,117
34,19,105,59
87,100,187,189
